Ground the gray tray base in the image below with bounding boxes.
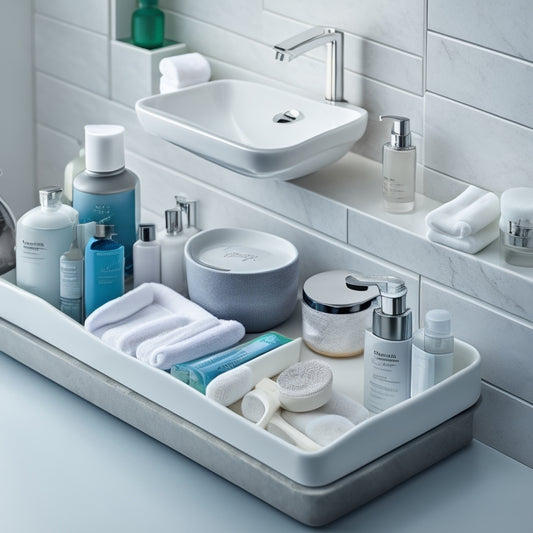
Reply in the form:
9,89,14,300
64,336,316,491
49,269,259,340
0,318,475,527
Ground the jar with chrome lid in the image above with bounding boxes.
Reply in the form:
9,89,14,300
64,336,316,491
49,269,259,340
500,187,533,267
302,270,379,357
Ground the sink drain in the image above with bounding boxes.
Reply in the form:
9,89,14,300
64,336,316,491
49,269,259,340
273,109,304,123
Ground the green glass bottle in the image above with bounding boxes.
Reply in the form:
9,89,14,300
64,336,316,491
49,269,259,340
131,0,165,50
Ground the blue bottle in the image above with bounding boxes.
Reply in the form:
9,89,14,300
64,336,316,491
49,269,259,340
84,224,125,318
73,125,140,276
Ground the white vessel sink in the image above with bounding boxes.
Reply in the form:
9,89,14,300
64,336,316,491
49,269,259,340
135,79,368,180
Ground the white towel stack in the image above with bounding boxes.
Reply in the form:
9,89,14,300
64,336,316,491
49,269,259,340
85,283,245,370
159,52,211,94
425,186,500,254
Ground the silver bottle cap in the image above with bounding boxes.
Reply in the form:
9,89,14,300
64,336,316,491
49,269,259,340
165,208,183,234
39,186,63,208
380,115,412,149
95,224,115,239
139,223,156,242
175,195,197,228
346,274,412,341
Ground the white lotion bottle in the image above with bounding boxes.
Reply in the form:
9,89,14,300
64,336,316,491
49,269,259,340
380,115,416,213
346,274,413,414
16,186,78,308
411,309,454,396
133,223,161,288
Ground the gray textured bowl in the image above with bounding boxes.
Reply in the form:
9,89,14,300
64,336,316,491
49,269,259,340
185,227,299,332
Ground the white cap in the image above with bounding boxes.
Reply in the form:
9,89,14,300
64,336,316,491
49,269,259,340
500,187,533,226
84,125,125,173
424,309,451,338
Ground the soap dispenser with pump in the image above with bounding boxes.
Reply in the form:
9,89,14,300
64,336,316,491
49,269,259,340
346,274,413,414
379,115,416,214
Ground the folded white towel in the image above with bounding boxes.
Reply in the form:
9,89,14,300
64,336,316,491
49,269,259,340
425,185,500,238
159,76,178,94
158,52,211,91
427,220,499,254
85,283,245,369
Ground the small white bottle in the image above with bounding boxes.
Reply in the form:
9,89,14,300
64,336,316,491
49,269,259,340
346,274,413,414
16,186,78,308
60,226,84,323
380,115,416,214
133,223,161,288
411,309,454,396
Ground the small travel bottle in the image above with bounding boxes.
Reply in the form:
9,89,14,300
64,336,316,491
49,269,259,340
159,208,188,294
346,274,413,414
72,124,140,276
60,226,84,322
133,223,161,288
84,224,125,317
380,115,416,213
16,186,78,308
411,309,454,396
131,0,165,50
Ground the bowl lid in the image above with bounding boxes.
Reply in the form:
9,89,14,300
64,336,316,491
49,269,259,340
303,270,379,314
187,227,298,273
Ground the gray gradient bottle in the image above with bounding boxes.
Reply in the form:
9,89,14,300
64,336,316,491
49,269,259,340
72,125,140,275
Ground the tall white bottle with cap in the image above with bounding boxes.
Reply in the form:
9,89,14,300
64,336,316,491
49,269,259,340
133,223,161,288
410,309,454,396
72,125,140,275
16,186,78,307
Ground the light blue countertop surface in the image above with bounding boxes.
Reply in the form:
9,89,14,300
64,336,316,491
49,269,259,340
1,351,531,533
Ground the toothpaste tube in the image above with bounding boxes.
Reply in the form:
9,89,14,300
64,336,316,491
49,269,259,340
170,331,291,393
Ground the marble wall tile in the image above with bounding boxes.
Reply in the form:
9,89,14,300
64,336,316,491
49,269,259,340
422,167,468,203
474,383,533,468
420,279,533,403
264,0,425,56
35,0,108,35
36,125,81,192
34,15,109,97
424,94,533,193
428,0,533,62
427,33,533,128
110,41,187,107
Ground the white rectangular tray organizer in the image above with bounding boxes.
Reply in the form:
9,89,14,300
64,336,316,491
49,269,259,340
0,271,481,488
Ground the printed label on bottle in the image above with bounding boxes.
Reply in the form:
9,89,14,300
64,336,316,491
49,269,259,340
410,345,435,396
364,335,412,413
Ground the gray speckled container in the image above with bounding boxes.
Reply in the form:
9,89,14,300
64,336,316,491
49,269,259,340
185,227,299,332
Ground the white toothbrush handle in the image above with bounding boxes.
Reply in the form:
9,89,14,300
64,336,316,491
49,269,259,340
267,411,322,452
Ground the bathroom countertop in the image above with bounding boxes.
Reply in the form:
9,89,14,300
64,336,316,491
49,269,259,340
1,351,531,533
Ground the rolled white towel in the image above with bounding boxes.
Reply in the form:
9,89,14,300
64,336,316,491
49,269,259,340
427,219,499,254
158,52,211,90
425,185,500,238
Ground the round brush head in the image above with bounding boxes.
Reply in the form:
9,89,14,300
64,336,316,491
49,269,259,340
276,359,333,412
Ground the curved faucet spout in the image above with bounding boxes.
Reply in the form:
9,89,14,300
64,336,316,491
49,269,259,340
273,27,344,103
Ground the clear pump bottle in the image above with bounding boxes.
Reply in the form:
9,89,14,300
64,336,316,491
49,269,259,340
380,115,416,213
410,309,454,396
60,225,84,322
346,274,413,414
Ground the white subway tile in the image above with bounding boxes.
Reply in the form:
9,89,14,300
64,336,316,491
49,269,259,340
474,383,533,468
427,33,533,128
35,0,108,34
264,0,425,56
36,125,81,191
425,93,533,193
420,278,533,404
34,15,109,97
428,0,533,62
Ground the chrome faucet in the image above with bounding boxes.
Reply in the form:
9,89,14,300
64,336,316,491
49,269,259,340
273,27,344,103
